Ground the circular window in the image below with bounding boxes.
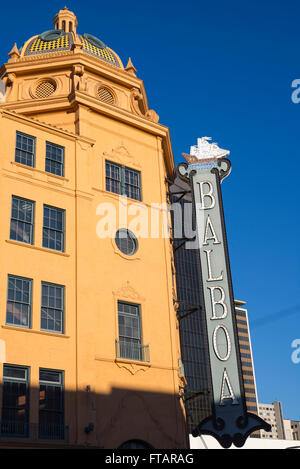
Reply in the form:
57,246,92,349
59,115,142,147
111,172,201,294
115,229,138,256
97,86,115,105
39,29,66,42
35,80,56,99
83,33,106,49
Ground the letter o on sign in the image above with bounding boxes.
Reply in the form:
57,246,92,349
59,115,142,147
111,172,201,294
213,324,231,361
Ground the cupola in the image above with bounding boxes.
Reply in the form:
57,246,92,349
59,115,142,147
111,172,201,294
53,6,78,33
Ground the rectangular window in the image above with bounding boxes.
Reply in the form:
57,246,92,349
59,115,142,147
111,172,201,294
41,282,64,334
105,160,121,195
105,161,141,201
10,196,35,245
6,275,32,328
43,205,65,252
45,142,64,177
247,406,258,413
244,387,256,394
124,166,141,201
246,397,258,402
39,369,64,440
15,132,35,167
236,319,248,326
117,301,144,361
1,365,29,437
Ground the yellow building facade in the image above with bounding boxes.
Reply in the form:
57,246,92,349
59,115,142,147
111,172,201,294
0,8,187,448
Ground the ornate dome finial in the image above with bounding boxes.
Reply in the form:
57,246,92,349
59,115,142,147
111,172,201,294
53,7,78,33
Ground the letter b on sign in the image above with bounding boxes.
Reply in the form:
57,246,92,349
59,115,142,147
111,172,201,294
197,181,215,210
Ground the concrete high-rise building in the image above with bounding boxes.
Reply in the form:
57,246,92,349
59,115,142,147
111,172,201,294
234,300,259,415
284,419,300,441
234,300,260,438
284,419,293,440
0,8,187,448
258,402,285,439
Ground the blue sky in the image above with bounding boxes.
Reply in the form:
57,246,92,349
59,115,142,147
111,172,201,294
1,0,299,420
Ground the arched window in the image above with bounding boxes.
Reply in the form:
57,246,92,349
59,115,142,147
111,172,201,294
62,20,66,32
118,440,153,449
69,22,73,32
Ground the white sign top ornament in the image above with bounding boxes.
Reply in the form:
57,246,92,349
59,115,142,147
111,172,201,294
183,137,230,164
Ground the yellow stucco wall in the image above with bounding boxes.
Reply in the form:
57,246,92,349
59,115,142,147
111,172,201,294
0,68,187,448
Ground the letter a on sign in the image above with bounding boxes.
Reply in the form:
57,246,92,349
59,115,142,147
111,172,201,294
203,215,220,245
219,369,238,406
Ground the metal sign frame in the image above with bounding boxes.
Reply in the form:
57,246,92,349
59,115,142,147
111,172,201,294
176,157,270,448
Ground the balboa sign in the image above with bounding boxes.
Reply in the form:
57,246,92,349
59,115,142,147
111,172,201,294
177,138,270,448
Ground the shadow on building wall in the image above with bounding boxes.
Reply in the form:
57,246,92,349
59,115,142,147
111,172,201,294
0,383,189,449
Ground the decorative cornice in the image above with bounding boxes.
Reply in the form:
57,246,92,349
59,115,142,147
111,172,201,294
0,92,174,177
130,87,159,123
0,54,174,176
176,158,231,184
0,51,137,87
71,90,168,138
0,108,95,145
0,91,170,145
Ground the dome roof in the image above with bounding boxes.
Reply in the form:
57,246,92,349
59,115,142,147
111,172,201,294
19,8,123,69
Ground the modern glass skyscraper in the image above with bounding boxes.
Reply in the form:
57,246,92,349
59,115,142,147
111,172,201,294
170,186,212,433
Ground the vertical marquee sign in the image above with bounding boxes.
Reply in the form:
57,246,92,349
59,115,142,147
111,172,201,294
176,138,270,448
